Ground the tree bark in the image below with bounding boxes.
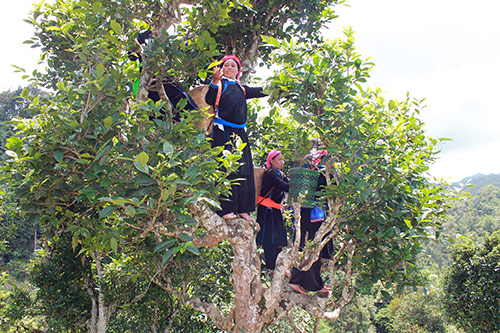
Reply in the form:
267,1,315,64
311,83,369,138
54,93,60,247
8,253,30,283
179,200,356,332
227,217,263,332
84,272,98,333
94,253,110,333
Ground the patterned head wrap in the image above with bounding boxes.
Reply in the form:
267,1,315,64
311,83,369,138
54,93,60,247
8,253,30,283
306,149,328,169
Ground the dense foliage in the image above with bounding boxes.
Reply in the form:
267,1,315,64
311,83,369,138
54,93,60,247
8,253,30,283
379,290,448,333
262,34,455,290
442,231,500,332
0,0,464,332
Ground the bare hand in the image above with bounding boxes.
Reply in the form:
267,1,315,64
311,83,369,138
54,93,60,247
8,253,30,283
212,66,223,84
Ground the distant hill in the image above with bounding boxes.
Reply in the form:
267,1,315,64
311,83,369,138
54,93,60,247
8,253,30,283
452,173,500,195
424,172,500,268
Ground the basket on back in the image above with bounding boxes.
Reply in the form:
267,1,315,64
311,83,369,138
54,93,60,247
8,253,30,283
253,167,266,208
288,167,320,208
188,85,215,133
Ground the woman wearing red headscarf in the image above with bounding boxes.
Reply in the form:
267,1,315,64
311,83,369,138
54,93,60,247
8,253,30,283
205,55,267,220
256,150,289,272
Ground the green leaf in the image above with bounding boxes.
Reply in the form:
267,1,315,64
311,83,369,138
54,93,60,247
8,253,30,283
135,152,149,167
70,120,79,129
178,233,192,242
110,20,122,35
126,206,136,217
183,216,198,226
103,116,113,130
199,197,221,210
292,112,308,124
184,165,199,180
99,205,115,219
207,59,223,70
57,81,65,91
80,187,99,199
135,174,156,186
133,161,148,173
183,196,197,206
261,35,280,47
21,89,29,99
92,1,102,13
155,239,176,252
404,219,412,229
161,248,179,265
163,141,174,155
186,244,201,256
61,22,73,35
96,63,105,78
110,238,118,253
54,150,64,162
11,65,26,73
95,141,112,161
198,70,207,80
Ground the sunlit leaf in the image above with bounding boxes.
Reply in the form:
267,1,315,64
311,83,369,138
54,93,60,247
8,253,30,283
135,152,149,167
110,20,122,35
103,116,113,130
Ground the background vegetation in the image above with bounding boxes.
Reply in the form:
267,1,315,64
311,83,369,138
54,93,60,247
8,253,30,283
0,0,498,332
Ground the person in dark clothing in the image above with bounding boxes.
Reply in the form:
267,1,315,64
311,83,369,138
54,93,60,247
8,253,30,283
205,55,267,221
129,30,198,121
256,150,289,272
289,149,331,295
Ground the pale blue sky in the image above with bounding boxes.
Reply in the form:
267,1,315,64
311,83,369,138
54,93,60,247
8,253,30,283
3,0,500,182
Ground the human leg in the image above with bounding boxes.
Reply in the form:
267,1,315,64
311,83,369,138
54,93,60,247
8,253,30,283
263,244,281,270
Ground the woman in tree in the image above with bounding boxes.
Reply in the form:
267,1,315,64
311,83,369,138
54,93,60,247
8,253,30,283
256,150,289,273
129,30,198,121
205,55,267,220
289,149,331,295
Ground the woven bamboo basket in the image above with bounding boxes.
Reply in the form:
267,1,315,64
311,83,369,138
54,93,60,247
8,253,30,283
188,85,215,133
288,167,320,208
254,167,266,206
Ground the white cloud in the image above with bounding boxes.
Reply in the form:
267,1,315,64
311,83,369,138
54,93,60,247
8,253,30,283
326,0,500,181
430,139,500,182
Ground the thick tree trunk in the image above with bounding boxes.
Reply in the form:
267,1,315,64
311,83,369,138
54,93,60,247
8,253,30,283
227,218,263,332
176,201,355,332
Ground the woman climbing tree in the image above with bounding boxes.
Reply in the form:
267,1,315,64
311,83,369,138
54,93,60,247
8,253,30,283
205,55,267,221
256,150,289,273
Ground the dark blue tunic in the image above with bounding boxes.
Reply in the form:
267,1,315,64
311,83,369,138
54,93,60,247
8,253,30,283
256,168,289,247
205,79,266,215
289,172,333,291
256,168,289,270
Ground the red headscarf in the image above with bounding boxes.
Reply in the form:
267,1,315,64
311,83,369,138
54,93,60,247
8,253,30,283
221,55,242,79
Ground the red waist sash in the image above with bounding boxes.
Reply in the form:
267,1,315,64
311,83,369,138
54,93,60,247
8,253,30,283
257,196,282,209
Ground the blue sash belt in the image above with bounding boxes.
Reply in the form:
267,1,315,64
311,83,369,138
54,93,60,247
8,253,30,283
214,117,246,129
